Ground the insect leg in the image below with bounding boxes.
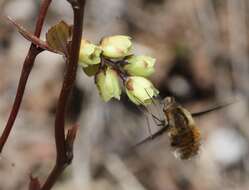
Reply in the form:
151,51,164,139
145,111,152,137
144,88,165,121
133,95,164,126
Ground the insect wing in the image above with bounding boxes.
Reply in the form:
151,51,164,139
133,125,169,147
191,101,235,117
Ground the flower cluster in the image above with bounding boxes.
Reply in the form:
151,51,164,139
78,35,159,105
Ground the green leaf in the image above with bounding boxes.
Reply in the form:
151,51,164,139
46,21,72,56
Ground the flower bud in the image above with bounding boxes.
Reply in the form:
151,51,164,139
79,39,102,67
124,55,155,77
96,67,121,102
125,76,159,105
100,35,132,59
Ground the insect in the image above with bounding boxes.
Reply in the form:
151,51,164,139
135,96,233,160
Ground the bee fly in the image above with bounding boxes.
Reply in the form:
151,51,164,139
135,96,233,160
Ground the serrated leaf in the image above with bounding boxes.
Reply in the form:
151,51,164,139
82,64,99,76
46,21,72,56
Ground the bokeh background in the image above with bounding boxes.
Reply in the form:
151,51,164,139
0,0,249,189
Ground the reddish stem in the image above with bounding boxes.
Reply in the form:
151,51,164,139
0,0,52,153
54,0,85,165
40,1,86,189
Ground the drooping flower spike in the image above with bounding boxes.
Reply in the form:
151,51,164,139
78,35,158,105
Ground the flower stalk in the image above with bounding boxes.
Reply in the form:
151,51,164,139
0,0,52,153
41,1,86,190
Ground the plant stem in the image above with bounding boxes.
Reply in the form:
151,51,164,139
103,57,128,82
0,0,52,153
54,1,85,164
40,164,64,190
40,1,86,189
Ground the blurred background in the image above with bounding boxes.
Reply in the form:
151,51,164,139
0,0,249,189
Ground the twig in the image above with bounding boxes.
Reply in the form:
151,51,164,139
0,0,52,153
40,1,86,189
5,16,61,54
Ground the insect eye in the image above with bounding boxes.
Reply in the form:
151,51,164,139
164,97,171,103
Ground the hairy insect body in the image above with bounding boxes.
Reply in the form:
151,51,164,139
135,95,232,160
163,97,201,159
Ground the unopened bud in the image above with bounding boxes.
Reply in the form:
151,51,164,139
100,35,132,59
125,76,159,105
124,55,155,77
96,67,121,102
79,39,102,67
